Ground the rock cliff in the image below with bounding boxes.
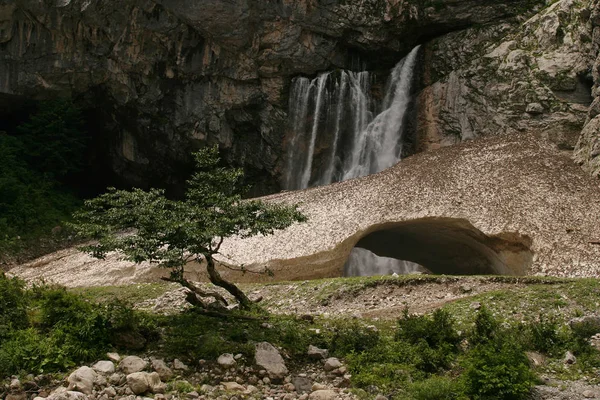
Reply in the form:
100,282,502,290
0,0,560,191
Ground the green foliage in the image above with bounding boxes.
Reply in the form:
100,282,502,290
0,273,28,342
0,99,87,253
407,376,465,400
346,338,418,392
0,273,156,376
72,145,306,304
159,310,320,362
329,320,380,356
396,309,461,372
462,308,535,400
469,305,500,346
16,98,87,180
522,314,565,356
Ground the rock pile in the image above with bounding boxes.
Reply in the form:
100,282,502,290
3,344,364,400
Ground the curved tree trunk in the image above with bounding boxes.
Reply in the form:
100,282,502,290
205,254,252,309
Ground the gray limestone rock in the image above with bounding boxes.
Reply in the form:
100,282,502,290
67,366,97,394
119,356,148,374
254,342,288,382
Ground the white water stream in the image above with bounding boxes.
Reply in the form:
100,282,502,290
284,46,425,276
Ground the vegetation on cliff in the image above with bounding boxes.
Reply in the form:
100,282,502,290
0,99,89,260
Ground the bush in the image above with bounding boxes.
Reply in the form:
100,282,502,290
0,98,88,254
0,275,157,375
523,314,565,356
396,309,461,372
329,320,381,356
407,376,465,400
346,338,417,392
0,273,28,342
462,308,535,400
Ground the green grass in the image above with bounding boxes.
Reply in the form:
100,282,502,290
71,282,177,305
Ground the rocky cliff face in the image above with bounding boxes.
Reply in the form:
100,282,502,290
417,0,599,158
0,0,559,191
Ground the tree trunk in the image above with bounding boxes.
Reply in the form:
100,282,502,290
205,254,252,309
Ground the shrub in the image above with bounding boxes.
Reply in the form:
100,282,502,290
523,314,565,356
462,308,535,400
396,309,461,372
0,328,76,375
408,376,465,400
346,338,417,392
469,305,500,346
329,320,381,356
0,273,28,342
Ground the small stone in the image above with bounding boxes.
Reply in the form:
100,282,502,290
222,382,245,392
284,383,295,392
120,356,148,374
244,385,259,394
107,353,121,363
583,390,596,398
526,103,544,115
127,373,150,395
93,361,116,375
200,384,214,393
375,395,388,400
323,358,342,371
564,351,577,365
103,387,117,397
5,394,27,400
186,391,199,399
311,383,327,391
67,366,97,394
470,302,482,310
217,354,236,368
109,373,126,386
525,351,546,367
307,345,329,360
255,342,288,382
263,377,271,384
293,376,312,393
151,359,174,381
173,359,188,371
9,378,21,392
309,390,337,400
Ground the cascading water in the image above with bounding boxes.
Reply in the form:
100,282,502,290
284,46,423,277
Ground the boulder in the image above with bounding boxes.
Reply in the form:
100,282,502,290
46,391,88,400
67,366,97,394
323,358,342,372
564,351,577,365
126,372,164,395
307,345,329,360
151,358,174,381
127,372,150,395
217,353,236,368
120,356,148,374
309,390,338,400
93,361,116,375
173,359,189,371
293,376,312,393
222,382,245,392
254,342,288,382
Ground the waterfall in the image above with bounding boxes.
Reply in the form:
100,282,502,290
285,45,420,190
284,46,422,276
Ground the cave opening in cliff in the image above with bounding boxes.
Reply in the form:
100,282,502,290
343,218,533,277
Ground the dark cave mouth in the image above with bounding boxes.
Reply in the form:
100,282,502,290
343,218,533,277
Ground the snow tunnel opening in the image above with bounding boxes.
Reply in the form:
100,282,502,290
343,218,533,277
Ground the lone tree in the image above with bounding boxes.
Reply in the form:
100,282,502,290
71,146,306,309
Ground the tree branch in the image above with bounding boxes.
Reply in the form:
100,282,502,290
161,277,229,306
